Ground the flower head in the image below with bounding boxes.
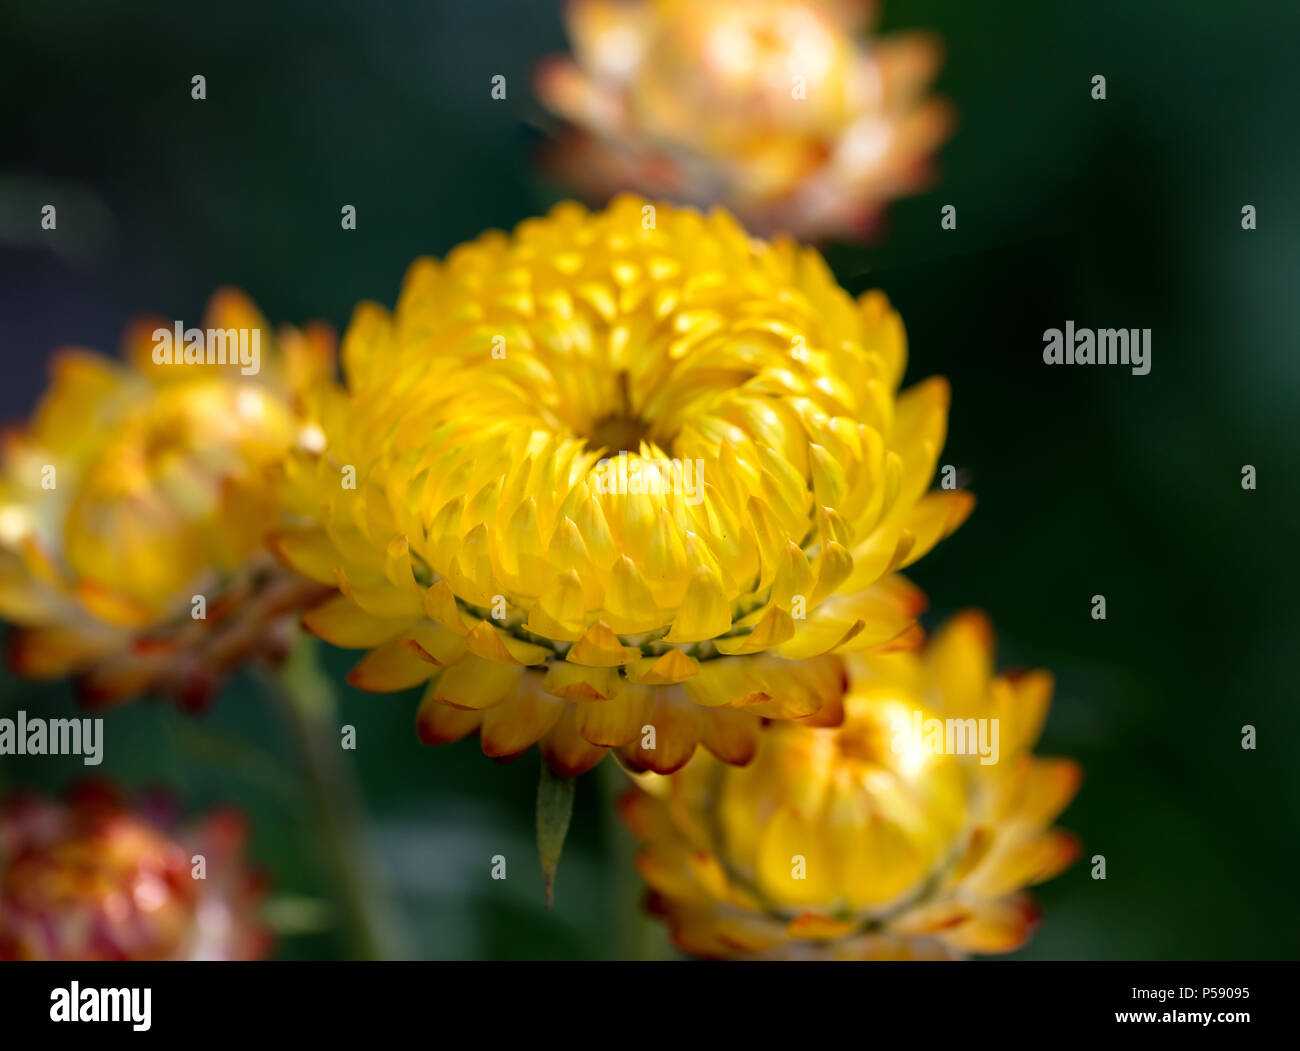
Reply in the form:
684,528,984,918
0,781,270,960
621,611,1081,959
535,0,953,241
0,290,336,708
278,196,970,774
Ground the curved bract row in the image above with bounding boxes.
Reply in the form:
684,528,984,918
275,195,971,772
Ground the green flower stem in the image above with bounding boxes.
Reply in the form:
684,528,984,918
262,633,397,960
598,758,666,961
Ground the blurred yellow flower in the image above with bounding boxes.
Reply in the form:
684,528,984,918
276,195,970,774
535,0,953,241
0,781,270,960
0,290,336,707
621,611,1081,959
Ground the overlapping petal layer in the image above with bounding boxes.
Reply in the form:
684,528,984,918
621,611,1082,959
0,290,336,706
279,195,970,773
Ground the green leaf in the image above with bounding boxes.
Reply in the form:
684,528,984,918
535,759,576,908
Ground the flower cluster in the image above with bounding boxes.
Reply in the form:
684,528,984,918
1,197,1078,956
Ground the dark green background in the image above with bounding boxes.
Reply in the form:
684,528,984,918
1,0,1296,959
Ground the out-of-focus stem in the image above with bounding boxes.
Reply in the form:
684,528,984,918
263,633,397,960
598,757,664,961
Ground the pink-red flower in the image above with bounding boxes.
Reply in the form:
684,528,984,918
0,782,270,961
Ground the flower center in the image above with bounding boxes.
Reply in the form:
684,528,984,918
833,719,887,765
586,410,653,456
582,371,657,455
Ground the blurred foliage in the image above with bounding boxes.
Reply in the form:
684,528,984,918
1,0,1297,959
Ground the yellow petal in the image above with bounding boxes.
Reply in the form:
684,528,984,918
927,608,994,715
892,376,950,505
682,658,770,708
618,690,701,773
603,556,663,634
527,569,588,640
943,895,1040,955
644,506,689,607
335,566,422,620
541,706,609,776
302,594,408,648
713,604,794,655
403,622,468,666
810,541,853,605
965,829,1081,897
575,686,652,747
699,707,760,766
463,619,551,665
755,806,835,906
480,680,565,757
808,443,847,509
266,527,339,585
541,662,622,702
383,535,421,594
422,579,474,635
626,649,699,685
897,490,975,569
994,757,1082,827
663,566,732,643
416,687,483,744
74,581,155,629
769,541,814,609
429,656,522,710
567,621,637,666
346,637,440,691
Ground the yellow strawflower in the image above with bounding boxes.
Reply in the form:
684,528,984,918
535,0,953,240
0,290,336,707
275,195,970,774
621,611,1081,958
